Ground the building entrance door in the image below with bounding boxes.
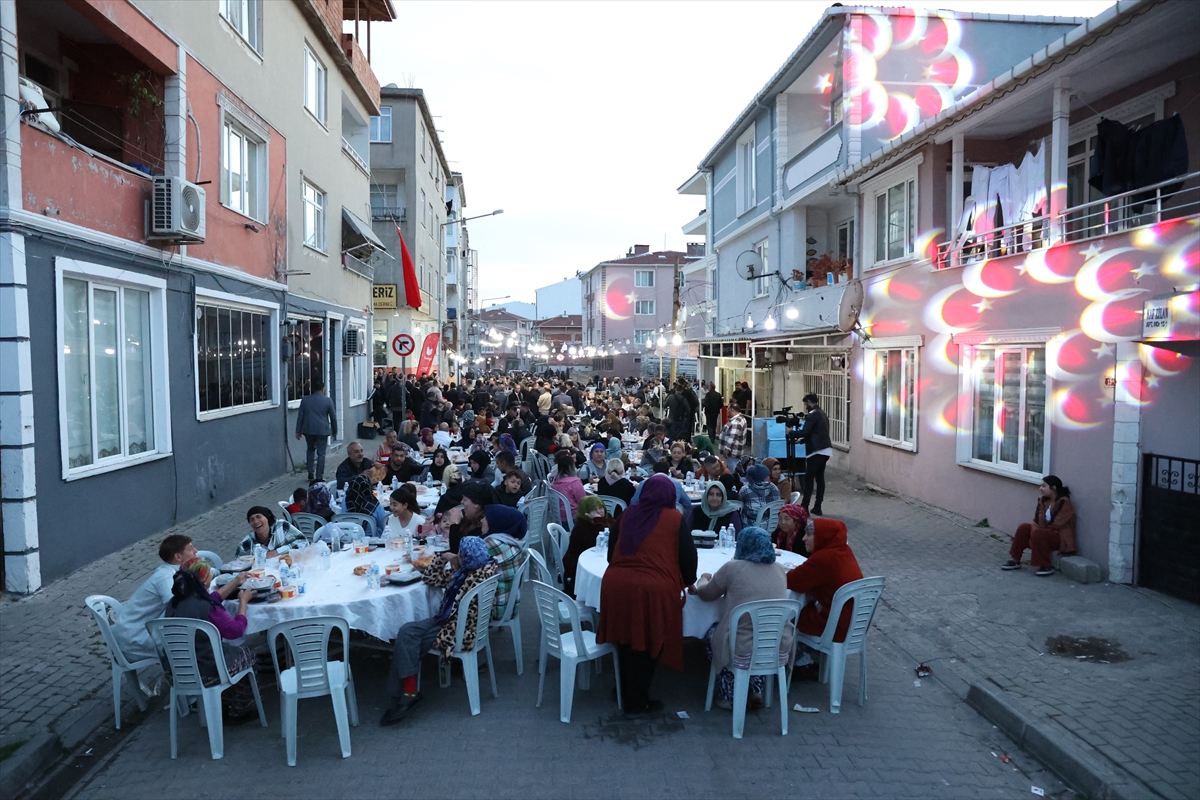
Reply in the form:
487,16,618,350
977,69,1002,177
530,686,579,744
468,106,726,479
1138,454,1200,603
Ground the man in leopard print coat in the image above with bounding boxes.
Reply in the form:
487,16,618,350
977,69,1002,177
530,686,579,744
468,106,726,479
381,536,498,726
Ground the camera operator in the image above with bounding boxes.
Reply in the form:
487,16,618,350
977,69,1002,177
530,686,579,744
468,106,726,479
797,393,832,516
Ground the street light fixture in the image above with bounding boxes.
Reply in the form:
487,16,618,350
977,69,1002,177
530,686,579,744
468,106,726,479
441,209,504,227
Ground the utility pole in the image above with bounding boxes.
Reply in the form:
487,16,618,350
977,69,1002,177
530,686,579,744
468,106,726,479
670,254,681,384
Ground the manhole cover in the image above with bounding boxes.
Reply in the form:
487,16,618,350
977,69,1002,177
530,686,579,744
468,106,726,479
1045,635,1131,663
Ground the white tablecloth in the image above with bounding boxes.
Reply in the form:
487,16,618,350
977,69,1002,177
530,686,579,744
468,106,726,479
574,546,806,640
231,551,439,642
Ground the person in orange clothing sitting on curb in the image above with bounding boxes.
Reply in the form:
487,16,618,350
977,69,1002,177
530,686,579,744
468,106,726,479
1002,475,1076,577
785,517,863,680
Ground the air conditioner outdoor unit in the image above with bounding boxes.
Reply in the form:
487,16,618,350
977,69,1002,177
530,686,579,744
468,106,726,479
151,176,206,242
343,327,367,356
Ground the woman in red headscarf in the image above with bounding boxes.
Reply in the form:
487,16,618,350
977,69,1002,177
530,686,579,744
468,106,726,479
596,475,698,715
772,503,813,556
786,518,863,642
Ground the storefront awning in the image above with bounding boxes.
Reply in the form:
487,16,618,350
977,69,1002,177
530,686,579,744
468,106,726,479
341,207,387,254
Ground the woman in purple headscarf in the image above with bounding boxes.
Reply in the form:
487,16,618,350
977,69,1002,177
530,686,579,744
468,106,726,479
595,474,698,715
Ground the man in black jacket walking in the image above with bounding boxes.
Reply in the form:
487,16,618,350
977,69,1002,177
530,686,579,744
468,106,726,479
797,392,832,515
702,382,724,439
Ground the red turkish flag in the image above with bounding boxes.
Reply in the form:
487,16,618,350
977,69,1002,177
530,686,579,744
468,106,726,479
416,333,440,377
397,225,421,309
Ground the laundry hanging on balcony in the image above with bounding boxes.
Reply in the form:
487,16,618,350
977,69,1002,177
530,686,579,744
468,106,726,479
397,225,422,309
1089,115,1189,201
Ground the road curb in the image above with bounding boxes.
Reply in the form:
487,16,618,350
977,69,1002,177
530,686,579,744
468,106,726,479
0,732,59,797
965,683,1153,800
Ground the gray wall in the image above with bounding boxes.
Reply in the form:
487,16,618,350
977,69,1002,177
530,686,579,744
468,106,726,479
27,239,287,581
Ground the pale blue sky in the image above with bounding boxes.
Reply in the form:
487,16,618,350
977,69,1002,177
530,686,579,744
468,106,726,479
366,1,1114,304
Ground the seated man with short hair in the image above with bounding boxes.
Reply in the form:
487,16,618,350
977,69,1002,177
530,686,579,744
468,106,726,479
335,441,374,490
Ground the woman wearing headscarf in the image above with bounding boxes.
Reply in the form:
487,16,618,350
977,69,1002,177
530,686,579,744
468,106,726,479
693,526,791,710
562,495,614,598
761,457,793,502
786,517,863,643
419,448,451,484
380,536,499,726
773,504,813,556
596,458,635,506
498,433,519,460
694,481,743,532
342,474,390,535
578,442,610,483
445,480,494,551
480,505,527,621
236,506,304,558
163,558,260,721
596,474,698,715
418,427,437,453
305,479,335,522
494,468,532,508
692,434,716,459
738,464,780,529
467,450,496,484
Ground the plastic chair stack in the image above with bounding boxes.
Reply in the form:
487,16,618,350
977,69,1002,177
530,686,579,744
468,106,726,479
793,576,886,713
83,595,159,730
530,580,622,723
705,599,801,738
267,616,359,767
146,618,267,759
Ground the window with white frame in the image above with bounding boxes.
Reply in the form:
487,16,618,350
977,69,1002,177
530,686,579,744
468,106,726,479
957,335,1051,480
221,120,263,220
58,259,171,478
836,219,855,261
285,317,325,404
219,0,262,52
754,238,770,297
634,329,654,345
634,270,655,288
303,46,326,125
420,189,427,227
635,300,656,315
302,179,326,251
863,338,920,450
736,124,757,216
863,157,921,268
197,301,275,415
370,107,392,143
349,327,369,404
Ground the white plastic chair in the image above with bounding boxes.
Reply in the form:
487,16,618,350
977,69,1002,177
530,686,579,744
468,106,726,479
290,512,326,541
520,496,549,559
599,495,626,517
84,595,159,730
277,501,294,523
332,512,377,538
267,616,359,767
195,550,224,569
489,553,531,676
427,574,501,715
789,491,801,505
146,618,267,759
546,487,573,532
530,580,622,723
755,500,785,534
705,599,801,738
544,523,570,590
793,576,886,714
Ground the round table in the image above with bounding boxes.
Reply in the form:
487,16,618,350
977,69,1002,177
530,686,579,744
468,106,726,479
229,550,439,642
573,546,806,639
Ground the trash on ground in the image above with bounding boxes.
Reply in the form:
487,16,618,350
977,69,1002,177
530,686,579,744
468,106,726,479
1031,787,1045,796
676,711,689,719
914,679,922,687
793,704,820,713
1001,754,1011,763
915,663,932,678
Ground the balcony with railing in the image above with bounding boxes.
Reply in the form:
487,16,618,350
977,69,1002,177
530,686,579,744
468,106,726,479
370,205,406,221
935,172,1200,270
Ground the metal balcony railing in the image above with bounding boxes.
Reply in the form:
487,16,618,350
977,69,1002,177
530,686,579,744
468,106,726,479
936,170,1200,270
341,137,369,173
371,205,406,221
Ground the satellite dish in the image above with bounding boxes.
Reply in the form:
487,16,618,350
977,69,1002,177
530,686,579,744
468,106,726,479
837,279,865,332
735,250,763,281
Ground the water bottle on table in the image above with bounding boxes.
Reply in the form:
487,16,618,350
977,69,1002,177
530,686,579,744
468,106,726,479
253,543,266,568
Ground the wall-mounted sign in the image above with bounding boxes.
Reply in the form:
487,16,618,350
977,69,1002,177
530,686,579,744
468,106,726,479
1142,298,1171,338
373,284,397,310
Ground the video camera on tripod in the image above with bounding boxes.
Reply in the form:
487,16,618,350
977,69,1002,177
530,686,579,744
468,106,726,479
772,406,807,487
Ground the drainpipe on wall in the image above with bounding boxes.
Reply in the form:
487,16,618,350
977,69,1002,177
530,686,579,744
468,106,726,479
0,0,39,592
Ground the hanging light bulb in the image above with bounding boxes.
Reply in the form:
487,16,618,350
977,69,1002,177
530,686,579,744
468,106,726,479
746,314,754,328
785,305,799,320
645,338,653,349
764,314,777,331
656,335,666,347
671,332,682,346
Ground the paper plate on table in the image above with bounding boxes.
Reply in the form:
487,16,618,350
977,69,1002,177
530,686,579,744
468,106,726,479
220,557,254,573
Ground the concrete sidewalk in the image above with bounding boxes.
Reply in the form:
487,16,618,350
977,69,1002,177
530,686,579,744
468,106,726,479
821,471,1199,799
0,472,301,788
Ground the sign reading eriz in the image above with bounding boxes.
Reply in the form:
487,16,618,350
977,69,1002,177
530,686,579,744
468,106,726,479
373,284,397,309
